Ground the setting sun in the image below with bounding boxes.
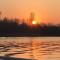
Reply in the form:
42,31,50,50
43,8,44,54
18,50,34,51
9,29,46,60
32,21,37,25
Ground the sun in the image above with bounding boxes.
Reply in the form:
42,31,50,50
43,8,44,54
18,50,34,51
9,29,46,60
32,21,37,25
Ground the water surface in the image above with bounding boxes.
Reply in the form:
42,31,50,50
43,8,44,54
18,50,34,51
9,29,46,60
0,37,60,60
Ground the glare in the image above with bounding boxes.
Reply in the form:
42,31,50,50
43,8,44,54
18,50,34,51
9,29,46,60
32,21,37,25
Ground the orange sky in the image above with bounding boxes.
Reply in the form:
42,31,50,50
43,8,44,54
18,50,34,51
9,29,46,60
0,0,60,24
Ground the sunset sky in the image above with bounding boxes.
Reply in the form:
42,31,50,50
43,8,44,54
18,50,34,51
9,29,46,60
0,0,60,24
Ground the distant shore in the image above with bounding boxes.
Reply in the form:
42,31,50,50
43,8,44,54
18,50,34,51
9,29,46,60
0,34,60,37
0,18,60,37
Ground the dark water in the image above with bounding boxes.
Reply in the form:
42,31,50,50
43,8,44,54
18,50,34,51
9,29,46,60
0,37,60,60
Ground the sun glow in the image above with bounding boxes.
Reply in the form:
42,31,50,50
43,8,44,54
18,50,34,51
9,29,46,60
32,21,37,25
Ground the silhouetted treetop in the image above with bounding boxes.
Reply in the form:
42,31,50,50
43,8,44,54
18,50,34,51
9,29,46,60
0,18,60,36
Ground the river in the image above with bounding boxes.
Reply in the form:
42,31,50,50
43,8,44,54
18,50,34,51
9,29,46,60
0,37,60,60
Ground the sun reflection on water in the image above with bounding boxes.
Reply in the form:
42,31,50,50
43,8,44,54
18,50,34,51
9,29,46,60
0,37,60,60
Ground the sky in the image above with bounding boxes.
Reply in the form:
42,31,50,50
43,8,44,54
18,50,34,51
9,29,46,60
0,0,60,24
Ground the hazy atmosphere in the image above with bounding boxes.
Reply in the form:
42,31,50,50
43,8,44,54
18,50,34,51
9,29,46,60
0,0,60,24
0,1,60,60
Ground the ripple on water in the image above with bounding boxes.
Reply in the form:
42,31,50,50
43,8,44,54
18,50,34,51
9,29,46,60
0,38,60,60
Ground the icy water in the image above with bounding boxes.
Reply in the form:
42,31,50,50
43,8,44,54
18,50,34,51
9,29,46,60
0,37,60,60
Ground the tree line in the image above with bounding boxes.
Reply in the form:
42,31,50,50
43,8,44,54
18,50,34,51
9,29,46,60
0,18,60,36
